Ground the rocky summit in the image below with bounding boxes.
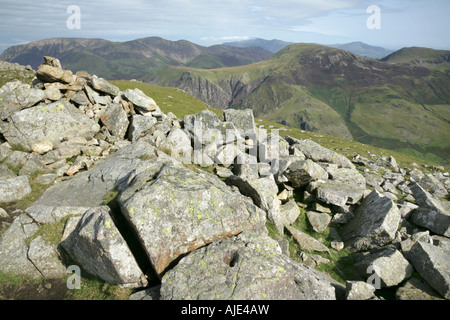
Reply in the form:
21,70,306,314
0,58,449,300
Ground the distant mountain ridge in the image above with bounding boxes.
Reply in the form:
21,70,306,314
0,37,274,79
223,38,294,53
329,41,394,59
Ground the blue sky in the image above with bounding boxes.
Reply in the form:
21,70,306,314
0,0,449,53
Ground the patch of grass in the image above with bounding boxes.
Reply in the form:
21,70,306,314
26,215,76,246
0,273,44,287
68,275,132,300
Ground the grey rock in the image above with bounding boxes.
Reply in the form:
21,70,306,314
160,231,338,300
341,190,401,251
159,128,193,162
286,136,355,169
0,100,100,151
36,64,75,84
280,200,301,227
284,159,328,188
70,90,90,106
100,104,129,140
223,109,257,139
419,173,448,198
0,164,16,180
406,241,450,299
345,281,376,300
44,88,62,101
233,153,259,180
61,206,148,288
409,182,449,215
27,235,66,278
26,141,178,224
353,245,413,287
0,175,31,203
128,114,157,141
118,163,266,277
0,81,46,120
129,285,161,300
19,156,52,177
396,277,445,300
307,180,357,208
286,226,330,253
410,208,450,237
90,75,120,97
306,211,331,233
214,144,242,167
123,88,157,114
0,215,41,277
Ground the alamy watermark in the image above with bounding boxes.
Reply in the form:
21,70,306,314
367,5,381,30
66,5,81,30
66,265,81,289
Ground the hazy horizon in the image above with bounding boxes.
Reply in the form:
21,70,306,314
1,0,449,54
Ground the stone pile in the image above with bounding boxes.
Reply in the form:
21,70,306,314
0,58,449,300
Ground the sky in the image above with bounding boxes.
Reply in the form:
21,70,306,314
0,0,449,53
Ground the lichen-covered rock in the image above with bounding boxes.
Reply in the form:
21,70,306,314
406,240,450,299
341,190,401,251
223,109,257,139
127,114,157,142
100,104,129,139
345,281,376,300
61,206,148,288
0,100,100,151
27,235,66,279
118,163,266,276
160,231,339,300
410,208,450,237
0,81,46,120
0,175,31,203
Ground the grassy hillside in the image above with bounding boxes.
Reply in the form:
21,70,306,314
144,43,450,165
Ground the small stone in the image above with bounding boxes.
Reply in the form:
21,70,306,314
32,141,53,155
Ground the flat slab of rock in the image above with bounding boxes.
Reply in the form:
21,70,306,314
0,175,31,203
396,277,445,300
223,109,257,139
306,211,331,233
406,240,450,299
62,206,148,288
284,159,328,188
286,226,330,253
353,245,413,288
123,88,157,114
345,281,376,300
341,190,401,251
90,75,120,97
160,231,338,300
285,136,354,169
118,163,266,277
0,100,100,151
411,208,450,237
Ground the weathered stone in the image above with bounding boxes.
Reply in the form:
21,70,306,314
214,144,242,167
159,128,192,162
183,109,222,146
233,153,259,180
129,285,161,300
100,104,129,139
128,114,157,141
284,159,328,188
308,180,357,208
32,141,53,155
0,164,16,180
160,231,338,300
306,211,332,233
19,156,52,176
27,236,66,279
409,182,449,215
286,136,355,169
280,200,301,227
0,175,31,203
123,88,157,114
406,240,450,299
0,100,100,151
287,226,330,253
396,277,445,300
0,215,41,277
418,174,448,198
410,208,450,237
26,141,179,224
345,281,376,300
62,206,148,288
223,109,257,139
70,90,90,106
90,75,120,97
341,190,401,251
353,245,413,287
0,81,46,120
118,163,266,277
36,64,75,84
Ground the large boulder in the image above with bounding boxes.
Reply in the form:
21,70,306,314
26,141,178,223
61,206,148,288
90,75,120,97
284,159,328,188
36,64,75,84
285,136,355,169
410,208,450,237
0,100,100,151
353,245,413,288
127,115,157,142
341,190,401,251
118,163,266,277
0,81,46,120
100,104,130,139
123,88,157,114
160,231,339,300
406,240,450,299
223,109,257,139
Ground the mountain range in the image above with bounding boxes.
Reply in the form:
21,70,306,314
1,37,449,163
